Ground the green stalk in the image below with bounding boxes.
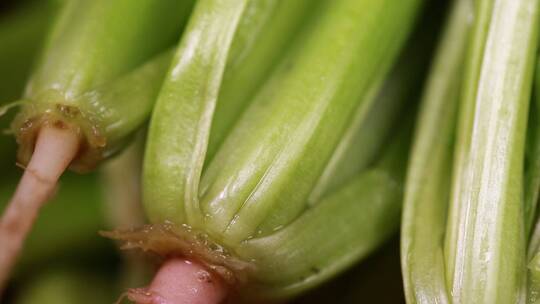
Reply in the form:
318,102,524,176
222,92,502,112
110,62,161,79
525,111,540,237
527,59,540,247
144,0,318,228
400,0,471,303
0,41,176,291
526,58,540,304
206,0,323,161
444,0,540,303
234,3,442,293
11,0,193,170
64,50,174,169
529,252,540,303
144,0,251,229
305,3,438,204
236,122,412,300
198,0,421,246
0,0,193,290
142,0,422,300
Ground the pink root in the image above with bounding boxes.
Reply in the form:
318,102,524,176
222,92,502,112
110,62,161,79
0,126,79,291
126,258,227,304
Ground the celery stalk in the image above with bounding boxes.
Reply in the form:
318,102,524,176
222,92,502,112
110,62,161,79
198,0,421,246
529,252,540,303
142,0,422,300
525,58,540,304
144,0,251,228
11,0,194,170
444,1,540,303
400,0,471,303
144,0,317,228
236,127,410,300
206,0,323,162
526,59,540,241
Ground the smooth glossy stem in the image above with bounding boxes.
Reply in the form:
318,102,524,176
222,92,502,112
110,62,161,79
0,126,79,291
126,258,227,304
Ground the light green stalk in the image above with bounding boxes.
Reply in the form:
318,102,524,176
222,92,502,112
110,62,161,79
198,0,421,246
526,59,540,244
526,58,540,304
144,0,318,228
305,5,436,205
236,123,411,299
400,0,471,303
143,0,422,299
69,50,174,167
529,252,540,303
11,0,193,171
206,0,322,161
144,0,251,229
444,0,540,303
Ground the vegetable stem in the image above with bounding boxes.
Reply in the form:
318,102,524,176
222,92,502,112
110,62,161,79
400,0,471,302
444,0,539,302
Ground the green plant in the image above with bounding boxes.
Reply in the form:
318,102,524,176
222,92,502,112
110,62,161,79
113,0,424,302
401,0,470,302
0,0,193,290
401,0,540,303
